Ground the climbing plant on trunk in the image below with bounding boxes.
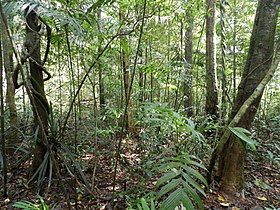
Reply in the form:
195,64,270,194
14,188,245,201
209,0,279,197
25,9,51,175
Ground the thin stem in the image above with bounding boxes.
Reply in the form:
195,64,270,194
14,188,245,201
111,0,147,198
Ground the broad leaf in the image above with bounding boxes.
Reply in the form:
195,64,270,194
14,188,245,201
229,127,258,152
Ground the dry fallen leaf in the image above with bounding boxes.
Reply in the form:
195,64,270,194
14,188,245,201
257,196,267,201
220,202,230,207
218,194,225,201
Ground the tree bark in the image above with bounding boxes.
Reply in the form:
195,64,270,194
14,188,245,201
119,8,134,132
219,0,228,123
205,0,218,117
25,10,50,175
0,5,8,196
1,15,18,148
218,0,279,196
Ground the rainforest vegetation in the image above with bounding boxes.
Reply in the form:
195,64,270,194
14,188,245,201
0,0,279,209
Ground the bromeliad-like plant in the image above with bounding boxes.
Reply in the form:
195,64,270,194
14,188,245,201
155,153,207,210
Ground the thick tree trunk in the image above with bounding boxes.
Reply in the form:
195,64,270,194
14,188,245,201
25,10,50,175
218,0,279,196
205,0,218,117
1,16,18,148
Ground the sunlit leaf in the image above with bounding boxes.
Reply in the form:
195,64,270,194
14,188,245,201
220,202,230,207
257,196,267,201
217,194,225,201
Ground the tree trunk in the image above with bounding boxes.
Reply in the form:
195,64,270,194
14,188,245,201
205,0,218,117
219,0,228,123
1,15,18,148
97,10,105,112
0,5,8,196
25,10,50,175
218,0,279,196
184,12,194,117
119,8,134,132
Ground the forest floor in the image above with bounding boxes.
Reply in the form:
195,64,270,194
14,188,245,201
0,127,279,210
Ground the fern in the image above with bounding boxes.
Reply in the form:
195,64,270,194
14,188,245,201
155,154,207,210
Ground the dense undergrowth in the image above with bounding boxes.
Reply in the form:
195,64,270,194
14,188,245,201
1,103,280,209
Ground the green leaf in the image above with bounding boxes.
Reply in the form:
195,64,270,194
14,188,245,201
182,182,204,210
181,156,207,171
160,187,183,210
140,198,150,210
156,171,179,188
137,203,143,210
182,172,206,197
182,165,208,187
156,178,182,199
13,201,40,209
150,198,156,210
37,151,50,188
180,191,194,210
158,162,182,171
60,144,91,191
229,127,258,152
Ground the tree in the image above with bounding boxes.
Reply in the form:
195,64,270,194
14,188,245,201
119,4,134,132
205,0,218,118
183,9,194,117
1,8,18,149
97,9,106,112
0,2,7,197
25,9,51,175
217,0,279,196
